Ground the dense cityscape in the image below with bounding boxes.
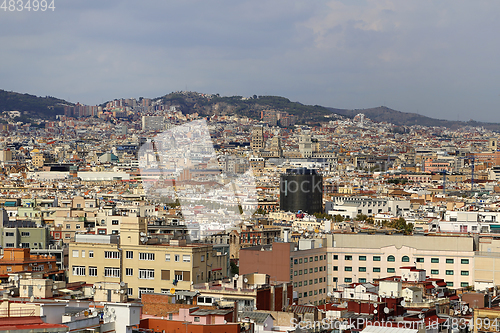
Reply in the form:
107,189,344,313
1,91,500,332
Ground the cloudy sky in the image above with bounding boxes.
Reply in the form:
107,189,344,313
1,0,499,122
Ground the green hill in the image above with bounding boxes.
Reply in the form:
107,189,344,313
158,92,331,124
0,89,72,119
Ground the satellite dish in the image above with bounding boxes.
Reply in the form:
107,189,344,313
244,278,248,283
224,320,227,324
384,307,390,314
120,290,125,294
373,309,378,314
418,313,424,319
84,311,89,317
462,311,467,315
120,281,125,287
464,305,469,311
327,292,332,297
373,303,378,308
400,300,406,307
234,274,239,279
37,284,42,290
10,291,14,295
111,308,115,313
30,296,34,302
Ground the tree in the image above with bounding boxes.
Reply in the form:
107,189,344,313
334,214,344,222
389,217,413,235
230,261,239,275
366,217,375,224
355,213,368,221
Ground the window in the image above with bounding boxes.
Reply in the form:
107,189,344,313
72,266,85,276
309,279,313,285
359,256,366,261
431,258,439,263
304,280,307,286
5,232,14,237
344,278,352,283
298,293,302,298
104,267,120,278
89,267,97,276
304,258,308,263
201,255,205,262
183,255,190,262
5,243,14,248
333,266,338,271
299,281,302,287
299,270,302,275
373,256,381,261
72,250,79,258
126,268,133,276
446,270,454,275
194,317,200,322
294,271,297,276
387,255,395,262
139,252,155,261
373,267,381,272
309,268,312,273
21,231,30,237
320,255,323,260
104,251,120,259
461,259,469,264
138,288,154,298
21,243,29,248
319,266,323,272
461,282,469,287
446,259,454,264
294,259,298,264
359,267,366,272
65,233,71,239
359,278,367,283
431,269,439,275
139,269,155,279
299,258,303,263
175,255,180,262
293,282,297,288
415,257,424,263
314,278,318,284
387,268,395,273
165,254,170,261
66,224,71,229
461,271,469,276
127,288,133,296
81,250,85,258
310,257,313,262
112,220,119,225
345,267,352,271
161,270,170,280
345,255,352,260
333,255,338,260
402,256,410,262
315,267,318,272
76,224,81,230
88,251,94,258
126,251,133,259
446,282,453,287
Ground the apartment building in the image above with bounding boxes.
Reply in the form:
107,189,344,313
68,219,228,299
327,234,474,291
0,248,61,278
291,239,328,306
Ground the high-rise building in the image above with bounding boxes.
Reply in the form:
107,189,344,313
279,168,323,214
251,126,264,150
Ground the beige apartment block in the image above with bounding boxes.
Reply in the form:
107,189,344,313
69,220,228,299
327,234,474,291
291,239,328,306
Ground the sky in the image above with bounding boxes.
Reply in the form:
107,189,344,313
1,0,499,122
